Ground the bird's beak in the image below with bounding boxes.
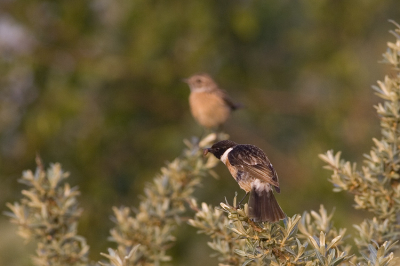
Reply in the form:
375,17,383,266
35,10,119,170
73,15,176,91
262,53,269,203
203,148,210,156
182,78,189,83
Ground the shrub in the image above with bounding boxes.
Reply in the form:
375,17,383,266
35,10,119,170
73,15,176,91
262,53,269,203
5,22,400,266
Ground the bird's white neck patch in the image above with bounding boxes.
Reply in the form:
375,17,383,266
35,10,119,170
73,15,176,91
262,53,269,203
220,147,233,165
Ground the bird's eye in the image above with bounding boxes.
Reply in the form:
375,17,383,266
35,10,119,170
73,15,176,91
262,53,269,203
196,79,202,83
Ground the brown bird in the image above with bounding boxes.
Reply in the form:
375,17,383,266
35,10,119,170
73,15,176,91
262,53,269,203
184,73,241,129
204,140,285,222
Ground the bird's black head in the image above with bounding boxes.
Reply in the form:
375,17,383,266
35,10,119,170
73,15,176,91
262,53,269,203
203,140,237,159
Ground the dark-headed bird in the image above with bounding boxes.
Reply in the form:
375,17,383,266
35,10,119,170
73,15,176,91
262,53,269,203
204,140,285,222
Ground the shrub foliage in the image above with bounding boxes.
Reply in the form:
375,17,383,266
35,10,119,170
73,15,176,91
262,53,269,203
5,23,400,266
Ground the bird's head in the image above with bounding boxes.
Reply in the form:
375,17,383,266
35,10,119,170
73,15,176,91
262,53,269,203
203,140,237,159
183,73,216,92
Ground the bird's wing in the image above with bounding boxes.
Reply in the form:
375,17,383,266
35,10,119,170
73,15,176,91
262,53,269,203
228,145,280,191
215,89,242,110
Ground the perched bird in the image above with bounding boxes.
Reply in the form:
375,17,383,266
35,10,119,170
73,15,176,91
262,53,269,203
204,140,285,222
184,73,241,129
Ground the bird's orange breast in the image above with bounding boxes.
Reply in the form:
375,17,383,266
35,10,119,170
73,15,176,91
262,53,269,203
225,159,252,193
189,91,231,128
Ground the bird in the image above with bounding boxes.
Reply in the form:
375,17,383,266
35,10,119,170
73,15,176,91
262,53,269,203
203,140,285,222
183,73,241,129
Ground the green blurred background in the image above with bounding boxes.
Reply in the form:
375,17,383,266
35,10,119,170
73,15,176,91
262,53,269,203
1,0,400,265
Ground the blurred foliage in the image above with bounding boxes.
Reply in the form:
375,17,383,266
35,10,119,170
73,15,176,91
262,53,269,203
4,134,221,266
196,200,355,265
1,0,400,265
4,157,90,266
106,133,221,265
319,20,400,258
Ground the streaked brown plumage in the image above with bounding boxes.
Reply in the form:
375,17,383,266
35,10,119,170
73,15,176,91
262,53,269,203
204,140,286,222
184,73,241,129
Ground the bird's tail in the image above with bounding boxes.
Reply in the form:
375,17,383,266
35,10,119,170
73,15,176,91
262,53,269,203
231,102,244,110
248,187,285,222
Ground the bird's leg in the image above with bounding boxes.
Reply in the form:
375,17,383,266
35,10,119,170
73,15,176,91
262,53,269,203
197,130,205,145
236,192,249,208
198,128,212,144
197,128,210,146
216,125,225,141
